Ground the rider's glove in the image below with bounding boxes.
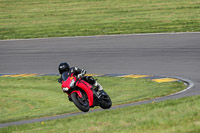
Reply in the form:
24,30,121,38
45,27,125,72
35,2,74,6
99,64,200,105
58,77,62,83
77,69,86,78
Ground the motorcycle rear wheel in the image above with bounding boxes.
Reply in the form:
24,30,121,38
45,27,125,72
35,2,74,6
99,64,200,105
99,90,112,109
71,92,90,112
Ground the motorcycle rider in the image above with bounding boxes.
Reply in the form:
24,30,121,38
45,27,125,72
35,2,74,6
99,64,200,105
58,62,103,92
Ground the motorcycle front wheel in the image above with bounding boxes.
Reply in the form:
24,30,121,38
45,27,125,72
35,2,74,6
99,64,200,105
71,92,90,112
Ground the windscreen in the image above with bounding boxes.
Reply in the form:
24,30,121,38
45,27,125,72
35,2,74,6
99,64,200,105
62,72,69,81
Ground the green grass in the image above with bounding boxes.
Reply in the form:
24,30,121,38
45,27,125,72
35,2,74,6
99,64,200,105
1,95,200,133
0,0,200,39
0,76,185,123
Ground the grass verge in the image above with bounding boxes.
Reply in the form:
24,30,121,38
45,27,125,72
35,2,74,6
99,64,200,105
0,0,200,39
0,76,185,123
1,95,200,133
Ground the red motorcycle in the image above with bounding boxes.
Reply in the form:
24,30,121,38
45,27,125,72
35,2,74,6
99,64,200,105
61,72,112,112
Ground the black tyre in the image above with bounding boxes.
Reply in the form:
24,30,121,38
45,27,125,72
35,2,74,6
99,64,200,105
99,91,112,109
71,92,90,112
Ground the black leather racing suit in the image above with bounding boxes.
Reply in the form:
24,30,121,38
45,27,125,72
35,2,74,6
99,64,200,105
58,67,94,85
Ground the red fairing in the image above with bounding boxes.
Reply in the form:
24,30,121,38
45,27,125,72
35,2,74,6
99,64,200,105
76,80,94,107
62,74,77,89
62,80,69,89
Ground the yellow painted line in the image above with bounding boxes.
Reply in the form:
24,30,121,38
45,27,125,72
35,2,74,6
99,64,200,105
2,74,21,77
2,74,38,77
120,74,151,78
85,73,104,76
20,74,39,77
152,78,178,83
1,75,10,77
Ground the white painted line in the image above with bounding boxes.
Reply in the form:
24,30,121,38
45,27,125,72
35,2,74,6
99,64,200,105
0,32,200,42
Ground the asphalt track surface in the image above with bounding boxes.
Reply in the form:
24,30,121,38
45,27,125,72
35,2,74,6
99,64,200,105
0,32,200,128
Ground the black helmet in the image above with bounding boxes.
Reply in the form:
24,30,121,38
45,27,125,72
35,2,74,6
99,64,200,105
58,62,70,74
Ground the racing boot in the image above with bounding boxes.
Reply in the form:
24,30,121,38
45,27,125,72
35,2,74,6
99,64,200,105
96,83,103,91
93,82,105,97
93,81,103,91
